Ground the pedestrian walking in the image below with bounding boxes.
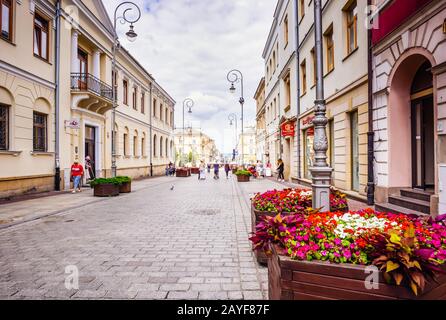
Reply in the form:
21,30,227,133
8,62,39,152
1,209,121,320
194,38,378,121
224,163,230,179
207,163,211,174
199,160,206,180
70,157,84,193
256,160,263,179
277,159,285,182
213,163,220,180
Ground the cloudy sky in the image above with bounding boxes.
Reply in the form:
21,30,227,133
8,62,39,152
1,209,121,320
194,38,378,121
105,0,276,154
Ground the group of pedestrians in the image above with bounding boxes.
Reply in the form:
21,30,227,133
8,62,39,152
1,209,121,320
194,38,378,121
70,155,95,193
198,161,232,180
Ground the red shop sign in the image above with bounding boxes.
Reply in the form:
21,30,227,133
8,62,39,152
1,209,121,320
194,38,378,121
281,122,295,137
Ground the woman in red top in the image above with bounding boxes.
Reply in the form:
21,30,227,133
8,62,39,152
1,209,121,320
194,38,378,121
71,158,84,193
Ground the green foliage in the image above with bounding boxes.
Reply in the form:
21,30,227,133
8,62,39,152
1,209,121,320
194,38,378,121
90,176,131,187
235,170,252,176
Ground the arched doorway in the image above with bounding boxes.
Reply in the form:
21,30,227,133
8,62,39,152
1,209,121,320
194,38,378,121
410,61,434,190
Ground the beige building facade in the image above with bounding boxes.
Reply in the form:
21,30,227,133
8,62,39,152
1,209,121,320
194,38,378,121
0,0,175,198
238,126,257,165
254,78,267,164
174,128,219,166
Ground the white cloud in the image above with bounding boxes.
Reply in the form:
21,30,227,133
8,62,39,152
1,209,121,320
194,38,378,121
105,0,276,153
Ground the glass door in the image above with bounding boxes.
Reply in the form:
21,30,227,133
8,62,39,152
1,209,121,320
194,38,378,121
78,49,88,90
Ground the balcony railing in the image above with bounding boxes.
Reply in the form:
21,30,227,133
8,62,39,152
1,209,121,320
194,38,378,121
71,73,113,101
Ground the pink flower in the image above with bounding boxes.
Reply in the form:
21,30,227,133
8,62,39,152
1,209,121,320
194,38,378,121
343,250,352,260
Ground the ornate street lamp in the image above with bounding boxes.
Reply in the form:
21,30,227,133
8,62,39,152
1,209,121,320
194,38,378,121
111,2,141,177
182,98,194,167
227,70,245,166
310,0,332,211
228,113,238,161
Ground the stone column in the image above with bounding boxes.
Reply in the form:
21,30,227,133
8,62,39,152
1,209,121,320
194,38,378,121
71,30,79,73
92,49,101,79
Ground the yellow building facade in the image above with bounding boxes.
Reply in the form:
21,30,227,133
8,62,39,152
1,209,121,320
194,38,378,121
0,0,175,198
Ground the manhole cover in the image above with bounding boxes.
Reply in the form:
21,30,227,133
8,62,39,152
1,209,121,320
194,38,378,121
187,209,220,216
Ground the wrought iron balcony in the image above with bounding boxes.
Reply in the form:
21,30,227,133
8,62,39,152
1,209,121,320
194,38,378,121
70,73,113,102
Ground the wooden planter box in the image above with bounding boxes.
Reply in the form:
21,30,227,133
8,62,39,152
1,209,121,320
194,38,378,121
176,169,190,177
119,182,131,193
236,175,250,182
268,244,446,300
190,167,199,174
93,184,119,197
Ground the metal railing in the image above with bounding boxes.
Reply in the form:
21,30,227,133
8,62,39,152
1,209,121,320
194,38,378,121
70,73,113,101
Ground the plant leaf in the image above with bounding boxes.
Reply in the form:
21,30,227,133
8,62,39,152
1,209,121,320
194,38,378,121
410,281,418,296
386,261,400,273
392,273,404,286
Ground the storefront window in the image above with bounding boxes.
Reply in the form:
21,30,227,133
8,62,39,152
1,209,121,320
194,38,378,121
304,127,314,179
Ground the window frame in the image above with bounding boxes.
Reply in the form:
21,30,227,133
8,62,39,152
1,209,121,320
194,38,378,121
132,86,137,110
283,15,289,47
33,12,49,61
345,0,358,55
300,59,307,95
123,79,128,105
33,111,47,152
324,25,334,73
0,0,13,42
141,92,145,114
0,104,9,150
299,0,305,20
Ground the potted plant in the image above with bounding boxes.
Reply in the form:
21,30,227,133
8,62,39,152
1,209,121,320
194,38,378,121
90,178,120,197
190,167,199,174
250,188,349,264
250,210,446,300
116,176,132,193
235,169,251,182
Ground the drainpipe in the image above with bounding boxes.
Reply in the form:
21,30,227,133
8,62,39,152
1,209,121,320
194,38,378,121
367,0,375,205
54,0,61,191
149,82,153,176
294,0,301,180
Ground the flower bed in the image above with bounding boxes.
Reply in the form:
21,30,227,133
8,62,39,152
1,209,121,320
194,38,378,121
235,170,251,182
250,209,446,298
250,188,348,265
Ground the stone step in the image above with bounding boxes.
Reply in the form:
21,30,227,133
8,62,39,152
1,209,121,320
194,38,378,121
388,195,431,214
400,188,432,202
375,202,427,216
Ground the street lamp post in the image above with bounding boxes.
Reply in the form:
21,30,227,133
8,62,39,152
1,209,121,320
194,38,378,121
310,0,332,211
111,1,141,177
228,113,238,161
182,98,194,167
227,70,245,166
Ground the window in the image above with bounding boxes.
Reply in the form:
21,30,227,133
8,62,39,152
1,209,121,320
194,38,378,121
324,26,334,72
141,92,145,114
1,0,12,41
165,109,169,124
34,13,49,60
153,135,157,157
153,98,157,117
345,1,358,55
311,48,316,86
160,104,163,121
133,136,137,156
300,59,307,95
33,112,47,152
299,0,305,19
283,15,289,46
141,137,145,156
132,87,137,110
272,51,276,73
284,74,291,108
123,133,129,156
160,136,163,157
123,80,128,105
0,104,8,150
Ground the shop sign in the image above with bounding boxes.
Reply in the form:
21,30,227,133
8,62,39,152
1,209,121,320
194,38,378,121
65,119,80,129
281,122,295,137
302,116,314,126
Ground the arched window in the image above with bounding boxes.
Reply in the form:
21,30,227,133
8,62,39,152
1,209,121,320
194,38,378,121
141,132,146,156
160,136,163,157
165,139,169,158
165,109,169,125
123,127,129,156
113,123,119,155
170,140,174,159
160,104,163,122
133,130,138,157
153,134,157,157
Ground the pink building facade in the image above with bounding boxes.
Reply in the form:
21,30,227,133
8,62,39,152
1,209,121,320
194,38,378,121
372,0,446,215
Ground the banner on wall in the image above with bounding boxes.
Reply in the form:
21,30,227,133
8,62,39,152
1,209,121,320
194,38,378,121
281,122,295,137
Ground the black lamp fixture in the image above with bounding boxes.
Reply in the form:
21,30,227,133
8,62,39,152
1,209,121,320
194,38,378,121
126,24,137,42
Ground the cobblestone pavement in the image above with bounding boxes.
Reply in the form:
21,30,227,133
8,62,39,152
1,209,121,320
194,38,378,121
0,172,302,300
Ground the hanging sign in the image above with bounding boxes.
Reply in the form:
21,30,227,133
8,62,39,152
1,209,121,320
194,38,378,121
281,122,295,137
65,119,80,129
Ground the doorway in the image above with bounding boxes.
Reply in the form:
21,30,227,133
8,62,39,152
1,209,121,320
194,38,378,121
410,61,434,190
85,125,96,180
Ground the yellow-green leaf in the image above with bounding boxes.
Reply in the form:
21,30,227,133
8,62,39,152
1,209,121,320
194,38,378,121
413,261,422,270
393,273,403,286
386,261,400,273
390,233,401,244
410,281,418,296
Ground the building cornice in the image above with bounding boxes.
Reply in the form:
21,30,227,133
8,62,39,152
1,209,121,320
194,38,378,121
0,61,55,90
